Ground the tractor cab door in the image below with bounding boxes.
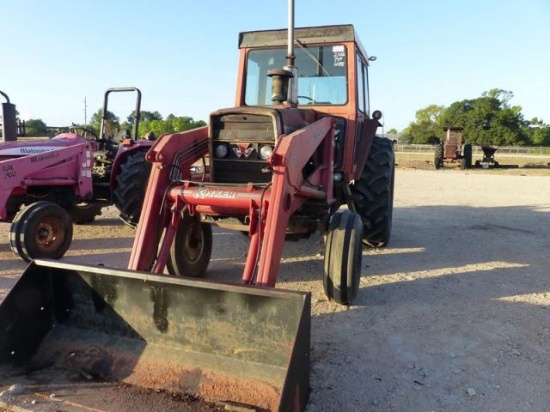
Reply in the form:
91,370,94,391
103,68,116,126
353,51,379,180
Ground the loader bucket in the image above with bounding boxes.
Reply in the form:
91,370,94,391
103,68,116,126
0,260,310,412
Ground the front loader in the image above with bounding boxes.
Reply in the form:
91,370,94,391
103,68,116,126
0,5,394,411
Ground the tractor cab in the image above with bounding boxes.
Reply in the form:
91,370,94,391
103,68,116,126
209,25,381,187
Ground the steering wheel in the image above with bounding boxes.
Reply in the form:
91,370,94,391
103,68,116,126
297,95,314,104
69,126,99,141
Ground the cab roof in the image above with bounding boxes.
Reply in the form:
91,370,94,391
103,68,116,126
238,24,370,62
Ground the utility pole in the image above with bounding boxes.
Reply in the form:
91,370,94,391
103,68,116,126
84,97,87,126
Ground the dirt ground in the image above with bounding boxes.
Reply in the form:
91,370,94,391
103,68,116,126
1,167,550,411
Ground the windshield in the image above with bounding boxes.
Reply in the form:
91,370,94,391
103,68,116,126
245,45,348,106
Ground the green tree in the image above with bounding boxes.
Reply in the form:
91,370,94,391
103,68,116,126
525,118,550,146
402,104,446,144
137,114,206,138
89,109,119,137
438,89,529,146
25,119,48,137
127,110,163,123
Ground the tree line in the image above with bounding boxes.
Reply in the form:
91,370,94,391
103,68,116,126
19,109,206,138
14,89,550,146
392,89,550,146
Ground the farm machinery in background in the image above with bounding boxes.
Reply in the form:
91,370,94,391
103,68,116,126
474,145,518,169
0,2,394,411
0,87,153,262
434,126,473,169
432,125,519,170
475,145,500,168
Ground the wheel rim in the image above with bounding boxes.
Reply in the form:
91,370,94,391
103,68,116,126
34,217,65,254
184,222,204,263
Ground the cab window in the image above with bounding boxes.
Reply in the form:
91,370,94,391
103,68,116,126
245,45,348,106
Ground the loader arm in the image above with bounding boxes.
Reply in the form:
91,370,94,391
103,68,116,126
253,116,335,286
129,126,209,271
130,117,334,287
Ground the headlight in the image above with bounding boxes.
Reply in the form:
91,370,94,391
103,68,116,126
259,145,273,159
214,143,229,158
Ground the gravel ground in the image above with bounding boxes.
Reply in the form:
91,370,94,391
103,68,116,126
1,167,549,411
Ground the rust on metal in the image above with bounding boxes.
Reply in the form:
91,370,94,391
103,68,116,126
0,260,311,411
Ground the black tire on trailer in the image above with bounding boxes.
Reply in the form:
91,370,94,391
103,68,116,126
323,209,363,305
434,143,444,169
12,201,73,262
112,150,151,228
463,144,472,169
69,202,102,224
166,214,213,278
351,136,395,248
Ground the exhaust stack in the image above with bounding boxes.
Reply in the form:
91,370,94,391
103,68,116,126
284,0,298,105
0,91,18,142
268,0,298,106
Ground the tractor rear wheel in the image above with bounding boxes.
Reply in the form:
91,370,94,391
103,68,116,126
323,209,363,305
434,143,444,169
10,201,73,262
351,137,395,247
166,215,213,278
461,144,473,170
112,150,151,227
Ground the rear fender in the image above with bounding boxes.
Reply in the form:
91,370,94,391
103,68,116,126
353,117,380,181
108,140,155,189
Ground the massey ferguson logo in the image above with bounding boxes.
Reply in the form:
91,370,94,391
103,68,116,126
232,143,254,158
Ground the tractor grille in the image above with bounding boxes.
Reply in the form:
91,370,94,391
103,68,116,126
211,113,276,184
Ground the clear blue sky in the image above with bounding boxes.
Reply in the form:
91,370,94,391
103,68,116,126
2,0,549,132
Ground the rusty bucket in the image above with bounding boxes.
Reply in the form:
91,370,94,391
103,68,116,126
0,260,310,411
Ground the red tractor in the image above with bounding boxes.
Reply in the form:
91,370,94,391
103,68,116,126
0,9,394,412
129,23,394,305
0,87,152,261
434,126,473,170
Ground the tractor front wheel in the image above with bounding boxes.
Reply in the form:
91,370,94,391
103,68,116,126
166,215,213,278
69,202,102,224
323,209,363,305
351,137,395,247
112,150,151,227
10,201,73,262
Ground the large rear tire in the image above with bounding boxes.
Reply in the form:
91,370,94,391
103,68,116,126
461,144,472,169
324,209,363,305
166,215,213,278
351,137,395,247
434,143,444,169
112,150,151,227
10,201,73,262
